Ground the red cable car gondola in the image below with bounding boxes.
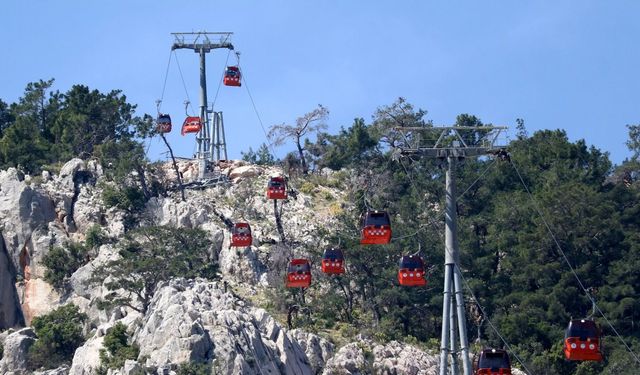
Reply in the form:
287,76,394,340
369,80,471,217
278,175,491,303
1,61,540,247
286,259,311,288
397,255,427,286
267,176,288,200
563,319,603,361
156,114,172,134
474,348,512,375
181,116,202,135
321,247,345,275
360,210,392,245
230,222,252,247
223,66,242,87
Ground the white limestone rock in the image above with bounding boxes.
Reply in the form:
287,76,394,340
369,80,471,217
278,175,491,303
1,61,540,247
33,366,70,375
321,341,366,375
372,340,438,375
228,165,262,183
0,167,56,271
0,327,36,375
69,333,105,375
133,279,312,375
290,329,335,375
323,339,440,375
0,237,22,329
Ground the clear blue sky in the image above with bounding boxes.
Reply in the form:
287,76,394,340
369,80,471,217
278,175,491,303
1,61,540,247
2,1,639,165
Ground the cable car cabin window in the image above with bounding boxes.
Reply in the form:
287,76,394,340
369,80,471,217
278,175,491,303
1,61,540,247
363,212,390,227
323,248,344,260
288,262,310,273
399,256,424,270
565,320,599,340
478,352,510,369
232,223,251,235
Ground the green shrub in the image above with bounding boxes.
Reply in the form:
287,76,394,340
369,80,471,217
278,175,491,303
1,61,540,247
177,362,211,375
27,304,87,370
299,181,316,195
93,226,218,314
99,322,140,369
102,185,146,213
43,242,89,289
101,184,147,229
85,224,108,249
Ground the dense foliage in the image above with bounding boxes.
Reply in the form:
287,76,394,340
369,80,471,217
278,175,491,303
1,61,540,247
241,143,277,165
177,362,212,375
27,304,87,370
99,322,140,370
0,80,152,175
266,99,640,374
0,80,159,227
42,242,90,289
93,226,218,313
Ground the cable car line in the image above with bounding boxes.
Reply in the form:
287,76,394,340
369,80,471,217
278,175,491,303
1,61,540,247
455,262,533,375
157,51,174,113
510,159,640,366
240,65,279,161
457,158,497,203
210,49,232,111
173,51,195,115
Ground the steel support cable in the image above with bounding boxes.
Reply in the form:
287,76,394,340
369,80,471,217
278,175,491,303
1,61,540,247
390,158,496,243
210,49,232,111
457,158,497,202
239,68,278,160
453,261,534,375
510,159,640,366
157,51,173,112
399,155,533,374
173,51,195,115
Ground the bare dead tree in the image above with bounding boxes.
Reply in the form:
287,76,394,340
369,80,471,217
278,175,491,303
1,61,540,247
268,105,329,174
160,133,185,202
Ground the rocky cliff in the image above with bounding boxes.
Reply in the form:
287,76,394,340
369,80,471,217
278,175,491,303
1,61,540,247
0,159,522,375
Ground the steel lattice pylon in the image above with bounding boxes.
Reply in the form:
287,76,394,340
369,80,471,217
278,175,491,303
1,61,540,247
171,32,234,177
394,125,507,375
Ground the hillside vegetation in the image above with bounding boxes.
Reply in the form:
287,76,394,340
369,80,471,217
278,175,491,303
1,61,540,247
1,81,639,374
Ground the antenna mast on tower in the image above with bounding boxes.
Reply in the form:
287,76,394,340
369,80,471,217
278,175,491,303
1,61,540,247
171,31,234,176
395,125,507,375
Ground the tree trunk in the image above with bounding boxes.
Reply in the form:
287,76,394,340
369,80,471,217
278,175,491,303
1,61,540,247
296,137,308,175
287,305,298,329
135,164,150,200
160,133,185,202
336,277,354,322
274,200,286,243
